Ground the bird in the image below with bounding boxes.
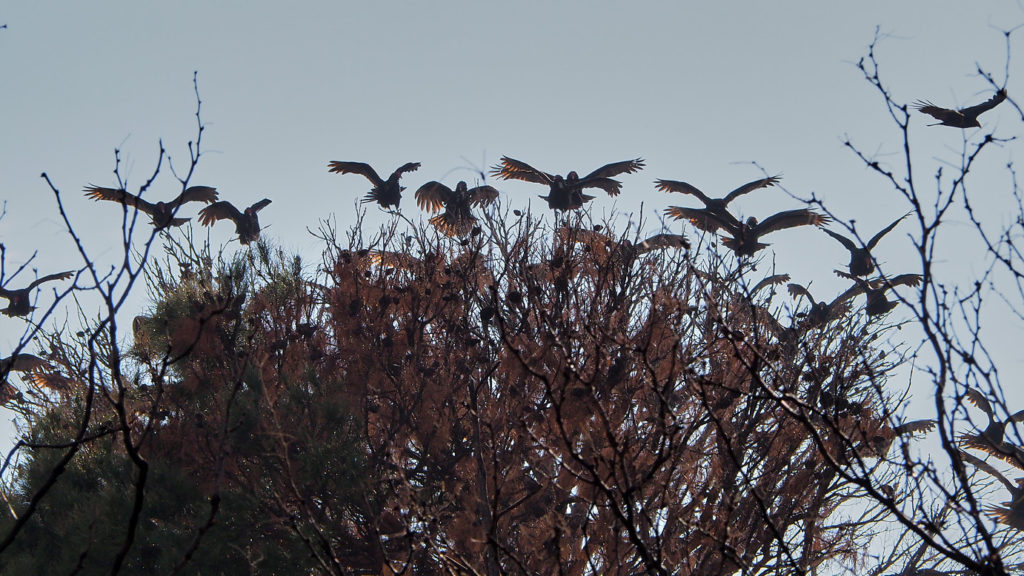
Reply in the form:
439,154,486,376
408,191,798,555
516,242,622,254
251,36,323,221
862,419,936,457
959,450,1024,530
823,214,907,276
328,161,421,209
786,282,856,328
913,88,1007,128
960,386,1024,468
198,199,272,245
0,353,48,381
83,185,219,230
0,271,75,317
655,175,781,220
414,181,500,237
666,206,829,256
490,157,645,211
556,227,689,262
834,272,922,316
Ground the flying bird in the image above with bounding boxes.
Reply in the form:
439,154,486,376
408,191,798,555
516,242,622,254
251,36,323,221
835,271,922,316
415,181,499,237
0,271,75,317
655,175,781,220
491,157,645,211
84,185,219,230
328,161,421,209
959,450,1024,530
913,88,1007,128
666,206,829,256
786,282,856,328
863,419,936,457
960,387,1024,468
824,214,907,276
0,353,48,380
198,199,272,245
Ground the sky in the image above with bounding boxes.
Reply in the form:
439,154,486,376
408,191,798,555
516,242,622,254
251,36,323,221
1,2,1023,453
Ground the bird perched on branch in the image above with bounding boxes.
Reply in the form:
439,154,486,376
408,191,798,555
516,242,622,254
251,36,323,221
824,214,907,277
491,157,645,212
655,175,781,220
835,271,922,316
198,199,272,245
83,185,219,230
913,88,1007,128
328,161,421,209
0,271,75,317
415,181,500,237
666,205,828,257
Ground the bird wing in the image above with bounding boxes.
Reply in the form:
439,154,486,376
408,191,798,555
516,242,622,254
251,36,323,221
894,419,936,436
369,250,421,270
959,450,1016,492
327,161,385,187
83,186,157,215
866,213,908,249
198,201,244,226
822,228,858,253
414,181,454,212
636,233,689,254
833,277,868,303
886,274,923,289
557,227,613,250
27,271,74,290
960,89,1007,118
786,283,814,301
723,175,781,204
753,209,830,237
490,157,553,184
170,186,219,208
468,185,500,207
7,353,48,372
751,273,789,295
582,158,645,180
654,180,714,206
665,206,735,233
578,177,623,197
249,198,273,213
965,387,994,417
913,101,955,123
391,162,421,178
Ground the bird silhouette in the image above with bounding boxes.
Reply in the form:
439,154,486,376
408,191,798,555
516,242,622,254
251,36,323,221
0,271,75,317
84,185,218,230
415,181,500,237
959,387,1024,468
491,157,645,211
666,206,829,256
198,199,272,245
0,353,48,380
824,214,907,277
835,271,922,316
914,89,1007,128
655,175,781,220
556,227,689,262
328,161,421,209
786,282,856,328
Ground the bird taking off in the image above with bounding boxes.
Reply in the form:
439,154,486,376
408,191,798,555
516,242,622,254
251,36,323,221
414,181,499,237
491,157,644,212
655,175,781,220
0,271,75,317
84,185,219,230
666,205,828,257
914,89,1007,128
328,161,421,210
198,199,272,245
824,214,907,277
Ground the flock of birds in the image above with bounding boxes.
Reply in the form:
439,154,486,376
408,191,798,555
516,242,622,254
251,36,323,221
0,86,1019,527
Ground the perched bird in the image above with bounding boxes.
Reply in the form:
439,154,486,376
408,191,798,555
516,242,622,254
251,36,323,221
666,206,829,256
835,271,922,316
198,199,272,245
824,214,907,276
786,282,855,328
914,89,1007,128
0,271,75,317
960,386,1024,468
655,175,781,220
959,450,1024,531
415,181,500,237
491,157,645,211
83,185,219,230
328,161,421,209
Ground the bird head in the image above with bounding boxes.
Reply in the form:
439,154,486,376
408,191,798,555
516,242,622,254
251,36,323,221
746,217,758,227
566,171,579,182
456,181,468,194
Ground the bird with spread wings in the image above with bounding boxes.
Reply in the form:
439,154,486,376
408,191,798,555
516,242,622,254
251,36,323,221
84,185,218,230
491,157,644,212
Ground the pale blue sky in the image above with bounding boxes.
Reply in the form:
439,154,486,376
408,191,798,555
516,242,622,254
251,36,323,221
1,2,1022,448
